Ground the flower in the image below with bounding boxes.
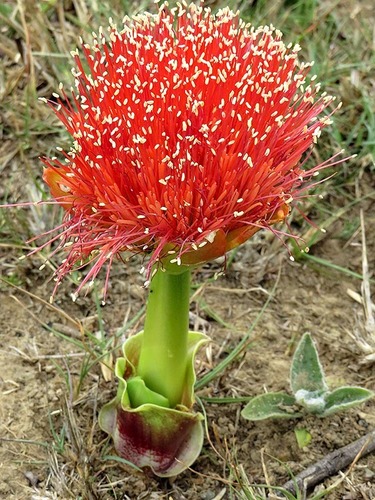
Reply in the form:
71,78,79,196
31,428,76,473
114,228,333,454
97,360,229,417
41,2,337,296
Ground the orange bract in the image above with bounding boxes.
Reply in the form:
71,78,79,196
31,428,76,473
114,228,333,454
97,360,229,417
41,3,337,296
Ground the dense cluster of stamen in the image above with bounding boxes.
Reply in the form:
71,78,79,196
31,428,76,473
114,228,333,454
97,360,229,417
41,2,337,296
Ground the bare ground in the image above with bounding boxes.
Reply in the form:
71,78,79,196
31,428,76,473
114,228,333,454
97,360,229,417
1,196,375,498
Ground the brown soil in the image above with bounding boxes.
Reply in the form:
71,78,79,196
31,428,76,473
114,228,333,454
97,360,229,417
1,208,375,499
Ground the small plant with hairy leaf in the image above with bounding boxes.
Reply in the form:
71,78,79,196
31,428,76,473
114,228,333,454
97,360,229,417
242,333,373,420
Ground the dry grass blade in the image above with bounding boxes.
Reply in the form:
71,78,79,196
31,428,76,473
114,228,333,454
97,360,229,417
360,209,375,334
358,207,375,363
347,209,375,362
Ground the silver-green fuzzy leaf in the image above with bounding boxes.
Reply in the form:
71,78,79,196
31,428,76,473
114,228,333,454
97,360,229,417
241,392,301,420
321,387,374,417
290,333,327,395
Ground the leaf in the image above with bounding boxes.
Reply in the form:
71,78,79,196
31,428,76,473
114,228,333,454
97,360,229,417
241,392,300,421
321,387,374,417
0,4,12,17
126,376,170,408
290,333,327,395
100,402,204,477
294,428,312,448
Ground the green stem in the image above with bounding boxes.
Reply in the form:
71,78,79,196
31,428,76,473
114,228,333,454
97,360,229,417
137,268,191,408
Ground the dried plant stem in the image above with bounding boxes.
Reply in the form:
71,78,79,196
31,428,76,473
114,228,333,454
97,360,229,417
360,209,375,334
280,430,375,496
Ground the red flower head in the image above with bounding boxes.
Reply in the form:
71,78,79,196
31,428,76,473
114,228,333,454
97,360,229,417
41,2,338,297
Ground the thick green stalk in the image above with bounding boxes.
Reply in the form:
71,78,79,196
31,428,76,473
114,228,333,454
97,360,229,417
137,268,191,408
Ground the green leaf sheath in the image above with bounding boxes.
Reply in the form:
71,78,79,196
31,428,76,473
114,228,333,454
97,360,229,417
137,268,191,408
99,330,209,477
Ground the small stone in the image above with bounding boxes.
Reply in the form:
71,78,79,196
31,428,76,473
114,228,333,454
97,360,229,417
24,471,39,487
200,491,216,500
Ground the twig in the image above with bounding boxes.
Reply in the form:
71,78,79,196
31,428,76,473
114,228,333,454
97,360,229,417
280,430,375,496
